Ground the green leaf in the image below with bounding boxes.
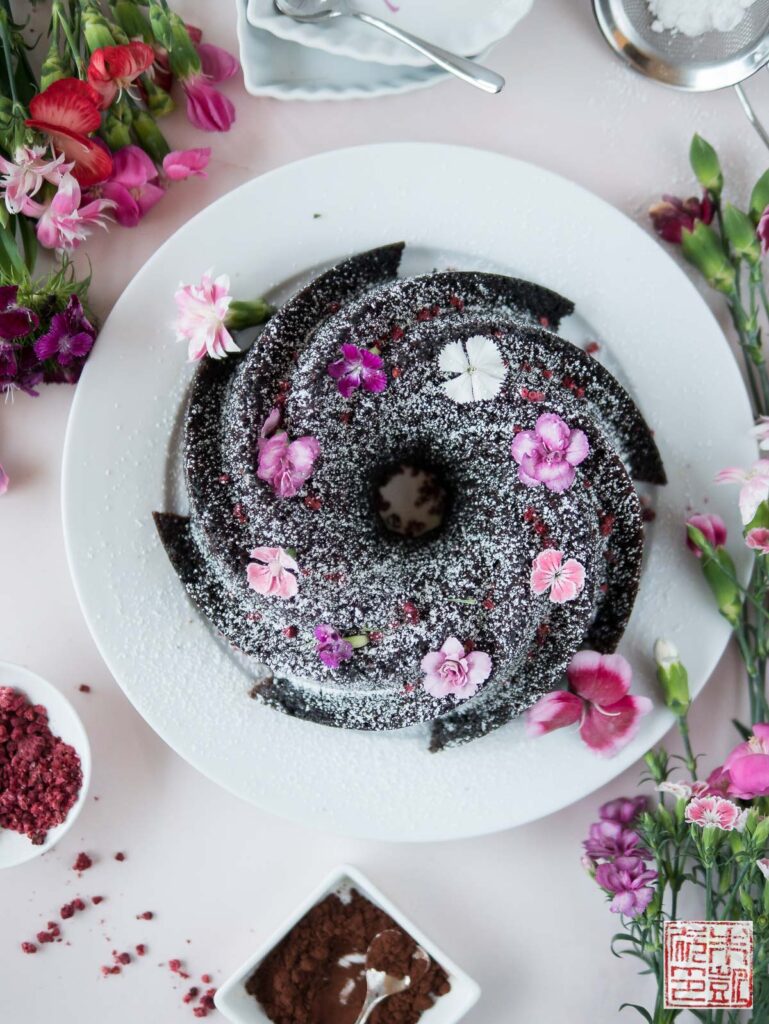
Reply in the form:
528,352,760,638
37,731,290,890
723,203,761,264
0,220,27,280
750,169,769,223
690,133,723,195
16,213,36,274
732,718,752,741
619,1004,654,1023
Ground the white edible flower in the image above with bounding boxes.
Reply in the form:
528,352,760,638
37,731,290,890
438,335,506,404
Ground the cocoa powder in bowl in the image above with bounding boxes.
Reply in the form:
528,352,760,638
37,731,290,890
246,888,450,1024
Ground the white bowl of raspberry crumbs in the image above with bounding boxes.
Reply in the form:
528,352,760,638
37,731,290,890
0,662,91,869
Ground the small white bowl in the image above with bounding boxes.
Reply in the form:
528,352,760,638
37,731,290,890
0,662,91,869
215,864,480,1024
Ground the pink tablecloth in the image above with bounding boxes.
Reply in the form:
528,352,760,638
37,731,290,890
1,1,765,1020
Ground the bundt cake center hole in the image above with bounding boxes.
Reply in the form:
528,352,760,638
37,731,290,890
374,461,450,540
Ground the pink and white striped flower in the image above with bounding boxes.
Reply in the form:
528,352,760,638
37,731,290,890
684,795,742,831
0,144,69,214
716,460,769,524
174,269,238,361
24,172,114,252
657,781,692,800
246,546,299,600
530,548,586,604
747,527,769,555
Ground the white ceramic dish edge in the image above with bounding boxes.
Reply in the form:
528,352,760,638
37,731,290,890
214,863,481,1024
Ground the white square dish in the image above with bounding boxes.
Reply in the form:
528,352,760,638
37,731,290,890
214,864,481,1024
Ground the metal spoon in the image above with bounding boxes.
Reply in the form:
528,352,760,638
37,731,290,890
351,930,431,1024
273,0,505,94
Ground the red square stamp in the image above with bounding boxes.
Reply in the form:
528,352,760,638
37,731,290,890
664,921,753,1009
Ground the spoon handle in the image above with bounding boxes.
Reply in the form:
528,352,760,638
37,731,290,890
350,11,505,94
352,991,387,1024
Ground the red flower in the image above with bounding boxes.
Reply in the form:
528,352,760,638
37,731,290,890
25,79,112,187
87,42,155,108
649,192,714,245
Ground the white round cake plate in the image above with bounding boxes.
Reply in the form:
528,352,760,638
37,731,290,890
63,144,754,843
234,0,450,100
0,662,91,868
246,0,533,69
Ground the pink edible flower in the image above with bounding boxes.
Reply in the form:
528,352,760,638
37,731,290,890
162,148,211,181
197,43,240,83
182,75,236,132
511,413,589,492
595,857,657,918
314,625,353,669
721,724,769,799
327,344,387,398
759,206,769,256
584,820,647,861
685,795,743,831
25,172,114,252
657,781,692,800
526,650,652,757
599,796,647,824
89,145,164,228
246,547,298,600
758,858,769,880
685,512,727,556
420,636,492,701
0,463,8,495
530,548,585,604
174,269,238,361
715,460,769,524
747,527,769,555
0,144,68,214
257,432,319,499
751,416,769,450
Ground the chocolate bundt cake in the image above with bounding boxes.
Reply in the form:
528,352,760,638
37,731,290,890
154,243,665,751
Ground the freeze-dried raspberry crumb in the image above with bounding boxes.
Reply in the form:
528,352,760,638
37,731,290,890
115,952,131,965
61,902,75,919
92,896,104,905
101,965,121,976
135,944,146,956
73,852,92,872
114,852,125,861
73,898,85,911
169,959,183,972
137,911,153,920
183,987,200,1004
200,990,216,1009
201,974,212,984
78,684,91,693
37,931,54,944
192,1009,208,1019
21,942,36,954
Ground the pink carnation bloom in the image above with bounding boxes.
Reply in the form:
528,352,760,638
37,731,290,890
420,636,492,700
88,145,164,227
526,650,652,757
685,512,727,557
747,527,769,555
257,432,320,499
0,462,8,495
685,795,742,830
174,269,238,361
246,546,298,600
721,724,769,799
183,76,236,132
511,413,589,492
327,344,387,398
530,548,586,604
197,43,240,83
0,144,68,214
599,796,647,824
759,206,769,256
595,857,657,918
24,172,114,251
758,858,769,880
162,148,211,181
716,460,769,524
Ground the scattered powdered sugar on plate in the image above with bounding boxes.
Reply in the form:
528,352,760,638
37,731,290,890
648,0,759,36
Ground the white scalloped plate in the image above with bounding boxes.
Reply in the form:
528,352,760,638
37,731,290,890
246,0,533,69
62,144,753,842
235,0,449,99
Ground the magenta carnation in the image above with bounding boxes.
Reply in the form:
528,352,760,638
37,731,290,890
686,512,727,557
595,857,657,918
511,413,589,493
327,344,387,399
314,625,353,669
257,432,319,499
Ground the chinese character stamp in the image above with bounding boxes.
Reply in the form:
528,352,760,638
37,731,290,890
664,921,753,1009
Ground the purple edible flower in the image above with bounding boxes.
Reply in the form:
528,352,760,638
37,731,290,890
327,344,387,398
583,820,648,861
33,295,95,366
314,624,353,669
0,284,38,341
599,796,647,825
595,857,657,918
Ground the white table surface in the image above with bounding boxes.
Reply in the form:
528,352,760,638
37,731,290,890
0,1,766,1020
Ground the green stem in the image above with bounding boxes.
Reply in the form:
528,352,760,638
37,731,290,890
0,11,19,105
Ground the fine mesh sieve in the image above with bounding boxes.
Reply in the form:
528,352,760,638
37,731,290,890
593,0,769,146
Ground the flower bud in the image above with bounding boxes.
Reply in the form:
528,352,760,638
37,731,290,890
681,222,736,294
165,12,202,80
643,748,669,784
226,299,274,331
143,78,175,118
101,106,132,150
690,134,723,196
80,2,117,51
701,546,742,627
345,634,369,649
750,169,769,223
112,1,152,41
40,41,72,90
754,817,769,848
654,640,690,716
147,0,174,49
740,887,754,915
132,110,170,163
723,203,761,265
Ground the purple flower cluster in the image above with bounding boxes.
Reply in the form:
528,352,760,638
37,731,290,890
584,797,657,920
0,289,96,396
314,624,353,670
